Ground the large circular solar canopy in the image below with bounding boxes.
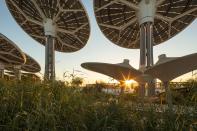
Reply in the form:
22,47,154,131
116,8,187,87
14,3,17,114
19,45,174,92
0,33,26,65
94,0,197,49
6,0,90,52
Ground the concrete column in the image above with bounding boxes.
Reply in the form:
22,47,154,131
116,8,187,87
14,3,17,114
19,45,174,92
163,81,173,111
139,83,145,98
120,81,125,94
148,79,156,96
0,63,5,79
14,65,22,80
44,35,55,81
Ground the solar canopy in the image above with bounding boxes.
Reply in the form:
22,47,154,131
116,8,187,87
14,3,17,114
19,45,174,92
83,53,197,83
0,33,26,65
6,0,91,80
82,59,142,81
94,0,197,49
145,53,197,81
6,0,90,52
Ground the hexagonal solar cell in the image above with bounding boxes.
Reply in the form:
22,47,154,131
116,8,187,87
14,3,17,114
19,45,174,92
94,0,197,49
0,33,26,65
6,0,90,52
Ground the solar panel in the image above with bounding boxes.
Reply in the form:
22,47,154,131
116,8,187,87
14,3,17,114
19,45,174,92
0,33,26,65
6,0,90,52
94,0,197,49
6,0,91,80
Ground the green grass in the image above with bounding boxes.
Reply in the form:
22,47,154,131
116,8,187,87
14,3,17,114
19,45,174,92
0,79,196,131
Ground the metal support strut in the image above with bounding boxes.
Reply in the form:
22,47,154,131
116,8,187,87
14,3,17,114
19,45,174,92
45,36,55,81
140,22,154,69
146,22,154,67
138,0,156,97
140,24,146,70
139,22,155,96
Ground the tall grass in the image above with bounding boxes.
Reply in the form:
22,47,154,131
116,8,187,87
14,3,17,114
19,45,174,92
0,79,196,131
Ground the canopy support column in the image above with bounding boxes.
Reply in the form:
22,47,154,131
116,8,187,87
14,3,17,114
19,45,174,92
139,24,146,70
138,0,156,97
139,22,154,69
44,19,56,81
14,65,22,80
146,22,154,68
139,83,145,98
45,36,55,81
0,63,5,79
148,79,156,96
146,22,156,96
139,22,155,96
163,81,173,111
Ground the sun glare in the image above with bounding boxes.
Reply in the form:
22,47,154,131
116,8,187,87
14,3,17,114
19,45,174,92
125,80,135,86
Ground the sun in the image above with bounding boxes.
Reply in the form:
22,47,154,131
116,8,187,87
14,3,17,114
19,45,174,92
124,79,135,86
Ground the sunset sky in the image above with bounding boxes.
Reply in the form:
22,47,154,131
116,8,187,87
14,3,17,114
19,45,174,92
0,0,197,83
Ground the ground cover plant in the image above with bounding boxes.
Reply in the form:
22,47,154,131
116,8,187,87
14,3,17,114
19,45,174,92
0,79,196,131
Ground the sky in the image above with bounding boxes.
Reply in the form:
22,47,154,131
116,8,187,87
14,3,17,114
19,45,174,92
0,0,197,84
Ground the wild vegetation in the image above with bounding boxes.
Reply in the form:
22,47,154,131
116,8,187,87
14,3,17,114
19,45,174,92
0,79,196,131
